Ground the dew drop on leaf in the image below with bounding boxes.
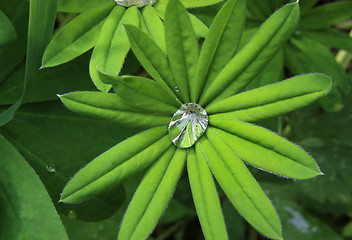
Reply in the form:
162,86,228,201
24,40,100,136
68,210,77,219
46,164,56,173
168,103,208,148
114,0,157,7
174,86,179,92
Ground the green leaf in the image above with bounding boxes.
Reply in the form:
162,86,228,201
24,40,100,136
89,5,134,92
0,9,17,47
198,133,282,240
0,134,69,240
286,36,350,93
57,0,110,13
207,73,332,121
118,147,186,240
193,0,246,102
97,70,180,111
188,147,229,240
59,92,171,127
179,0,224,8
1,100,136,221
343,221,352,237
199,1,300,106
60,126,170,203
141,5,166,54
300,1,352,29
0,0,57,126
42,2,114,68
165,0,199,103
124,25,180,101
209,120,322,179
303,28,352,53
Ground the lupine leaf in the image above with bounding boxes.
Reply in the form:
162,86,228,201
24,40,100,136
199,1,300,106
299,0,319,13
58,0,109,13
0,134,69,240
97,70,179,112
142,5,166,54
60,126,170,203
59,92,170,127
89,5,133,92
42,3,114,67
192,0,246,102
303,28,352,53
300,1,352,29
165,0,199,103
180,0,224,8
207,74,332,121
209,120,322,179
0,9,17,47
124,24,181,101
118,147,186,240
198,133,282,240
188,147,229,240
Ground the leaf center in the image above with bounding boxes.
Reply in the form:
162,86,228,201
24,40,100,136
114,0,157,7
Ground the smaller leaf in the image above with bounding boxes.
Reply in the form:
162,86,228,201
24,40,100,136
97,70,180,112
209,120,322,179
42,2,114,67
0,10,17,47
118,147,186,240
165,0,199,103
188,147,229,240
60,126,170,203
300,1,352,29
59,92,171,127
198,133,282,240
207,73,332,122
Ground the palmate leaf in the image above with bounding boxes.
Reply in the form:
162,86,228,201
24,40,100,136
58,0,110,13
59,92,171,127
165,0,199,103
192,0,246,102
0,134,69,240
42,2,114,68
188,148,228,240
209,120,321,179
207,73,332,121
60,126,170,203
199,1,300,107
118,147,186,240
198,133,282,240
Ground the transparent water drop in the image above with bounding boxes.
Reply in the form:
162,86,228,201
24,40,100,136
68,210,77,219
114,0,157,7
46,164,56,173
174,86,179,92
168,103,208,148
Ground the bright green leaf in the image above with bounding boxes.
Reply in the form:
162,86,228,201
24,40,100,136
42,2,114,68
199,1,300,106
0,134,69,240
58,0,110,13
193,0,246,102
188,147,229,240
207,73,332,121
165,0,199,103
209,121,322,179
180,0,224,8
59,92,171,127
198,133,282,240
118,147,186,240
0,9,17,47
60,126,170,203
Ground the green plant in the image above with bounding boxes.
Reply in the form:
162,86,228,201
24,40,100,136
58,0,332,239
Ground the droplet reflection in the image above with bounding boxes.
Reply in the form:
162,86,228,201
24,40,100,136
168,103,208,148
114,0,157,7
46,164,56,173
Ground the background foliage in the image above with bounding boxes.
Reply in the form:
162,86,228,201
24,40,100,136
0,0,351,239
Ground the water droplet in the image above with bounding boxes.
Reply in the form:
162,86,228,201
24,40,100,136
46,164,56,173
114,0,157,7
174,86,179,92
168,103,208,148
68,210,77,219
